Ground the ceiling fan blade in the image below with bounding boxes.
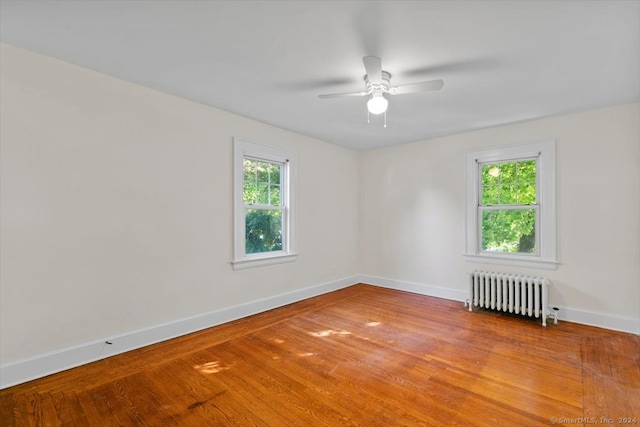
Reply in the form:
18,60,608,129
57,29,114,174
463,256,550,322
389,79,444,95
363,56,382,84
318,91,368,99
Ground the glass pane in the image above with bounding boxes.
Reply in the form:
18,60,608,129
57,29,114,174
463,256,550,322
243,159,257,204
517,160,536,204
256,161,269,184
498,162,516,184
480,159,537,206
256,183,269,205
245,209,283,254
243,182,256,205
481,209,536,253
270,164,281,185
500,184,517,204
243,158,282,206
517,183,536,205
269,184,281,205
482,164,500,185
517,160,536,183
482,185,499,205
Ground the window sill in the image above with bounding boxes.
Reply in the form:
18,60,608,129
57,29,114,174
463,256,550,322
231,253,298,270
464,253,558,270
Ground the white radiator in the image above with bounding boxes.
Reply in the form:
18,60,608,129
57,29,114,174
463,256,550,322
466,270,557,326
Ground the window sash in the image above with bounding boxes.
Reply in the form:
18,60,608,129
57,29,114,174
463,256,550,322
243,157,284,207
477,205,540,256
477,158,538,207
243,203,287,257
244,207,285,256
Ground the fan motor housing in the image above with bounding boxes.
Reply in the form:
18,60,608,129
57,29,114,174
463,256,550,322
364,71,391,93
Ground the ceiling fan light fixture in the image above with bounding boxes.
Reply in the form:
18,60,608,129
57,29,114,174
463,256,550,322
318,56,443,125
367,94,388,115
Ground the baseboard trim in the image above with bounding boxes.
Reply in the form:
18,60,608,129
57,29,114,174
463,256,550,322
0,275,358,390
359,274,639,335
556,306,640,335
358,274,468,302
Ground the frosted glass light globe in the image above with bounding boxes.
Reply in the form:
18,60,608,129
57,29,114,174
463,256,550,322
367,95,388,115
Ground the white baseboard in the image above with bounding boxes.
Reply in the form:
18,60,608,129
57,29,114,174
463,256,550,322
358,274,469,302
358,274,640,335
0,275,358,390
556,306,640,335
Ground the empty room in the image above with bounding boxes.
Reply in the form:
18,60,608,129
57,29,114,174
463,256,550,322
0,1,638,426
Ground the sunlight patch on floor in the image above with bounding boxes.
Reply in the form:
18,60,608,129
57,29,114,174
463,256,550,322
309,329,352,338
194,361,232,374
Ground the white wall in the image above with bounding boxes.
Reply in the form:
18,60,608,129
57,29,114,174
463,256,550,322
359,103,640,331
0,44,360,365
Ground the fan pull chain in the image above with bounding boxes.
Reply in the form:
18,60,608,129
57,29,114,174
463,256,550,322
366,110,387,127
367,111,388,127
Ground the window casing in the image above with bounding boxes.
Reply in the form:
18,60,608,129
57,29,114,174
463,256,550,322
232,138,297,270
465,140,557,269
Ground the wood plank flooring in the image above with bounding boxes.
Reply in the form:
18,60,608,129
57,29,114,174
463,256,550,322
1,284,638,426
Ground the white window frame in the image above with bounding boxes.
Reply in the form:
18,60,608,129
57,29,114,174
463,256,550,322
465,139,557,269
232,138,297,270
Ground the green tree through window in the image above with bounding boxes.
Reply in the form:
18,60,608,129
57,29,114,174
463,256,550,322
480,160,537,253
243,158,283,254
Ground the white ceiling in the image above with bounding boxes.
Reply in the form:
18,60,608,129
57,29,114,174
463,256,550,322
1,1,639,150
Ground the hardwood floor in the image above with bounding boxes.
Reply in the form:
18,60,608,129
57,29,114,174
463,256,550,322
1,284,638,426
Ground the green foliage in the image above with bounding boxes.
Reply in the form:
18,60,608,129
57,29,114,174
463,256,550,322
481,209,536,253
481,160,536,205
480,160,537,253
245,209,282,253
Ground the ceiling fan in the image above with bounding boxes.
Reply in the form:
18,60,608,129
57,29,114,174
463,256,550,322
318,56,444,127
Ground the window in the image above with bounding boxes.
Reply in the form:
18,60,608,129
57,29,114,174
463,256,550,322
232,138,297,269
465,140,557,269
480,159,537,254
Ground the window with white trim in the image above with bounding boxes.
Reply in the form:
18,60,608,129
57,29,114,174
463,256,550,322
465,140,557,269
232,138,297,270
